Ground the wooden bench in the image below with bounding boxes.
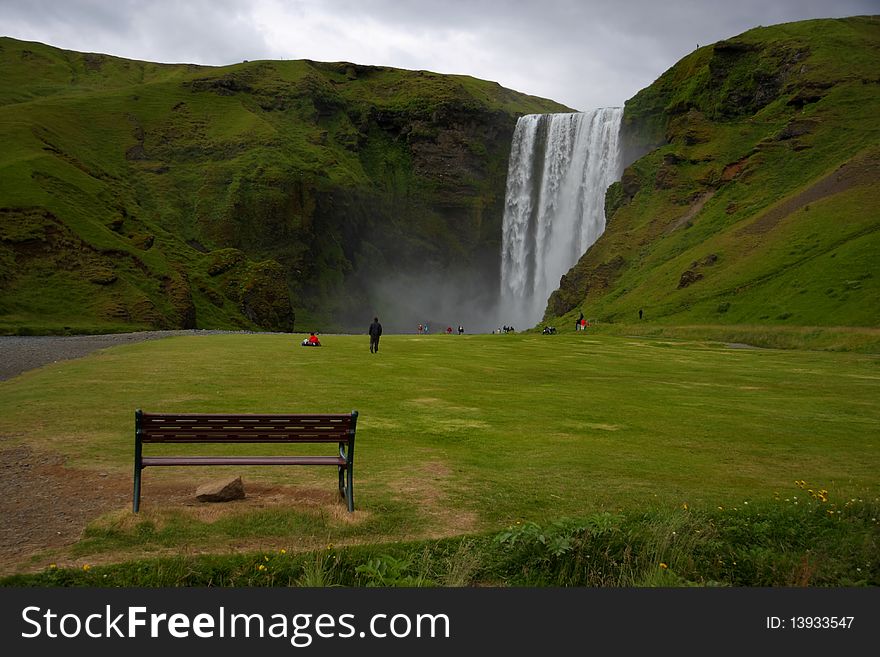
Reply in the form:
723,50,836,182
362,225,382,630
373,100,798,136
133,410,358,513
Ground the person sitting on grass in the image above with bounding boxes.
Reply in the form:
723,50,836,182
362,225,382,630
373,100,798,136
301,332,321,347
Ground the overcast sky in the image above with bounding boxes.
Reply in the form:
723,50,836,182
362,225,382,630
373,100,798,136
1,0,877,110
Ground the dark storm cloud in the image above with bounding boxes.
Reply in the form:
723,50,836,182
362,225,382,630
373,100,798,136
1,0,877,109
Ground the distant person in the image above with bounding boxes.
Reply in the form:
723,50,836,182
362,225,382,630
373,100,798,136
418,323,423,335
581,318,587,331
369,316,383,354
446,326,452,334
577,311,584,331
458,325,464,335
639,308,643,320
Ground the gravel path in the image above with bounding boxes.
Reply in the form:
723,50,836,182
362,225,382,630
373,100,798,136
0,329,267,381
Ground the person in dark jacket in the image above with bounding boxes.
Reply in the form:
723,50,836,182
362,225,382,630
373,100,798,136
369,316,382,353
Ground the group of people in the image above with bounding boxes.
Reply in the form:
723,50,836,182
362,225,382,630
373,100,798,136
419,323,466,335
494,325,515,334
575,312,590,331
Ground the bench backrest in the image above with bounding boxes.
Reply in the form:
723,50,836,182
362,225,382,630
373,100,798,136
136,411,358,444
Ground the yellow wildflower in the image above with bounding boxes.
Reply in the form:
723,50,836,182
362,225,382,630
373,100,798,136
659,563,668,569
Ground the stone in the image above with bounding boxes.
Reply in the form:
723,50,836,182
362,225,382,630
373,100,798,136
678,269,704,289
196,476,245,502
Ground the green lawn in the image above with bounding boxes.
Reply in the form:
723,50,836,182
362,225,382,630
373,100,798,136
0,332,878,571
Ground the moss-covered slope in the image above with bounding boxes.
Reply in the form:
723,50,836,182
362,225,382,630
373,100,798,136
548,16,880,331
0,38,569,334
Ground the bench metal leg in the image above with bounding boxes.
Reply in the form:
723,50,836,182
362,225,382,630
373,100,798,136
133,467,142,513
345,461,354,512
134,409,143,513
337,464,354,512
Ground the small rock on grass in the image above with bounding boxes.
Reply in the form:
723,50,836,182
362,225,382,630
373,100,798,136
196,476,245,502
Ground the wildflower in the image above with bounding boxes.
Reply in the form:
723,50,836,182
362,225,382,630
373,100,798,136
659,563,668,569
279,549,287,555
82,564,91,572
264,555,269,562
257,564,267,571
682,502,688,510
48,564,57,570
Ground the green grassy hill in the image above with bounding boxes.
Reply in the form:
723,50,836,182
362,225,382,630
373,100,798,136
0,38,569,334
548,16,880,337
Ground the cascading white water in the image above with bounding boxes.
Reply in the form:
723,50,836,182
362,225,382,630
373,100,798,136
499,108,623,329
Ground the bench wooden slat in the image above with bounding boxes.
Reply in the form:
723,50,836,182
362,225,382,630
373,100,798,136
141,433,349,443
134,409,357,513
142,455,346,467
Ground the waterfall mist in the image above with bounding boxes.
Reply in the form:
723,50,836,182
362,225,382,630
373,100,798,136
499,109,623,329
365,267,500,334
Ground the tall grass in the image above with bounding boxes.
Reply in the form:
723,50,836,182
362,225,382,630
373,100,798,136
5,494,876,587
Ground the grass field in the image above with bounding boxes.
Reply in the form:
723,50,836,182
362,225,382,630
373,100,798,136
0,331,877,585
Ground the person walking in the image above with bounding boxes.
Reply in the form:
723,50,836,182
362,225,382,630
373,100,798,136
369,316,383,354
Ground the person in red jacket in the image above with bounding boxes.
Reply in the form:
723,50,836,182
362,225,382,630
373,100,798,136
301,332,321,346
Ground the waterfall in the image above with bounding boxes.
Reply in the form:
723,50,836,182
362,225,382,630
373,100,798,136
499,108,623,329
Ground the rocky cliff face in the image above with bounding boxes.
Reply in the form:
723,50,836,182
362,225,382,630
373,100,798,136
0,41,569,334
